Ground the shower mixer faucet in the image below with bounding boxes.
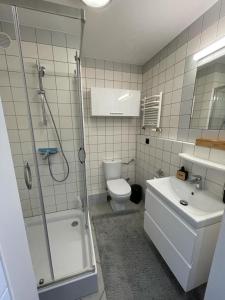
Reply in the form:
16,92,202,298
38,148,58,160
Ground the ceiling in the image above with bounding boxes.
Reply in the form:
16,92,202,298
46,0,217,65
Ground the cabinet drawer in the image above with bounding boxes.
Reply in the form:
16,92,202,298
144,211,191,291
145,189,197,265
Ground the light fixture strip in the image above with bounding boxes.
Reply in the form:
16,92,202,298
193,36,225,61
82,0,111,8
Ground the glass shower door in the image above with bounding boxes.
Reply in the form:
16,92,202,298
15,4,92,283
0,3,54,286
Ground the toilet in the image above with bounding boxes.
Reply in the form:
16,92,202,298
103,159,131,211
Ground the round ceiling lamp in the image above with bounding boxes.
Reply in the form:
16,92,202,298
82,0,111,8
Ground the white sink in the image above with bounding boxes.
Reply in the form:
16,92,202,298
146,176,225,228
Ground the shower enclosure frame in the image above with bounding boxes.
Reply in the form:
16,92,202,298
0,0,97,298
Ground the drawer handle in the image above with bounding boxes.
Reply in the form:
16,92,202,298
110,112,123,115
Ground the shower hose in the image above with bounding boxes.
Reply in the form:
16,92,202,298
43,92,70,182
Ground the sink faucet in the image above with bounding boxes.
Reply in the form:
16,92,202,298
189,175,202,190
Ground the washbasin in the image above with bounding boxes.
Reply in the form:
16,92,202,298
146,176,225,228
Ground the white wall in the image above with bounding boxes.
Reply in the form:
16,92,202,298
205,210,225,300
0,256,11,300
0,20,143,211
0,98,38,300
82,58,142,197
0,21,83,217
137,2,225,298
137,0,225,200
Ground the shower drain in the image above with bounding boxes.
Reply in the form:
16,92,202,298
71,220,79,227
39,278,44,285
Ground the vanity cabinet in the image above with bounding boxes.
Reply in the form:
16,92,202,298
144,188,221,292
91,87,140,116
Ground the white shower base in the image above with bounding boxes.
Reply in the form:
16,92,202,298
25,209,93,285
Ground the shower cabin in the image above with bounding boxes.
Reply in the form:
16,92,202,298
0,1,97,299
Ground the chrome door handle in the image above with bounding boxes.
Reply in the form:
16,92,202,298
24,161,32,190
78,147,86,164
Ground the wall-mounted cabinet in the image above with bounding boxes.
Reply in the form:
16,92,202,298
91,87,140,117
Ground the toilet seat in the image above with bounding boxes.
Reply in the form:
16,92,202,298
107,178,131,198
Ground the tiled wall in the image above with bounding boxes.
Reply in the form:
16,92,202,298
136,136,225,199
82,58,142,197
136,0,225,201
0,20,143,214
3,0,225,211
0,258,11,300
0,22,83,217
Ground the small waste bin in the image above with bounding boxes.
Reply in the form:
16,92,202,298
130,184,142,204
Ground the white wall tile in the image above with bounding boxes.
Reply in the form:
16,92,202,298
0,55,7,71
21,42,38,58
53,46,68,62
6,56,21,72
138,5,225,200
37,44,53,60
0,71,10,86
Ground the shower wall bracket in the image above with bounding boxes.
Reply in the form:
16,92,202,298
38,148,58,160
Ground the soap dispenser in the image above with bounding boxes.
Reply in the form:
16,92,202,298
176,166,188,181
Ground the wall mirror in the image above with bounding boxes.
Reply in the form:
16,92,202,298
190,53,225,130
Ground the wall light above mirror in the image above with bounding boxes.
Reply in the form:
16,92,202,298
193,36,225,62
190,40,225,131
82,0,111,8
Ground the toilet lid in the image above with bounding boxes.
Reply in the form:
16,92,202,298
107,178,131,197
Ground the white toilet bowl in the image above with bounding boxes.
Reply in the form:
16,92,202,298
107,178,131,211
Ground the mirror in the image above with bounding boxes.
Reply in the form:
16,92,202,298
190,54,225,130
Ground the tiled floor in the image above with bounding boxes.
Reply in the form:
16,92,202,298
82,199,144,300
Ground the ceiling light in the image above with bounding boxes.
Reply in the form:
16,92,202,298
193,36,225,61
82,0,111,8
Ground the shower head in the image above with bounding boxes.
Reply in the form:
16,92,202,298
36,61,46,78
38,65,46,78
0,32,11,49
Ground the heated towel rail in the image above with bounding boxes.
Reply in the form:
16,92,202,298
141,92,162,130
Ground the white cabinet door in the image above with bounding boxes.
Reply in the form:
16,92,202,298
91,87,140,116
114,89,140,116
144,211,191,291
145,189,197,264
91,87,114,116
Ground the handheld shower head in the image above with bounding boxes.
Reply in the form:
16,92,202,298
38,65,46,77
36,61,47,125
36,61,46,78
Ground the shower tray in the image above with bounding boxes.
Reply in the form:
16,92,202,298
25,209,97,300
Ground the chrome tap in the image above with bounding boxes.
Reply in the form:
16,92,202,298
189,175,202,190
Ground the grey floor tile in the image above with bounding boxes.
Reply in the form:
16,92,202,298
84,200,144,300
89,202,112,217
